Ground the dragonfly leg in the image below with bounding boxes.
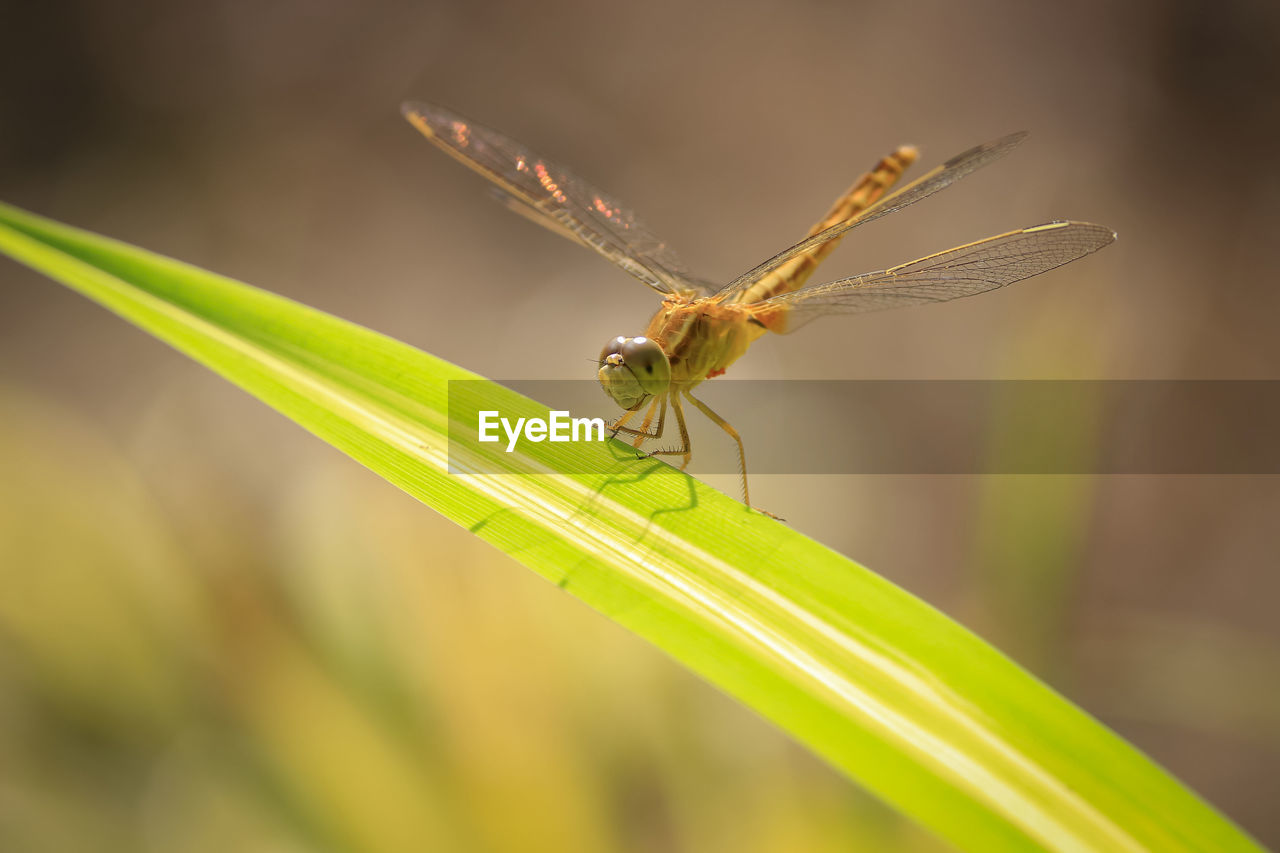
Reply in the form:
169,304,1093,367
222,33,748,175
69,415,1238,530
608,406,638,434
610,395,667,444
683,388,750,507
629,396,663,449
640,392,692,470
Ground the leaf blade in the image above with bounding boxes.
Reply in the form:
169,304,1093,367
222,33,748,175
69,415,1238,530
0,201,1260,852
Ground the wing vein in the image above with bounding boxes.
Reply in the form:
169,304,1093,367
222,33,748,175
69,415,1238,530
403,101,711,296
715,131,1029,299
758,221,1116,331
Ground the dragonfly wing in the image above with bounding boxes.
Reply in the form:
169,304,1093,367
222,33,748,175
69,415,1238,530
759,221,1116,332
486,187,592,247
402,101,710,296
715,132,1028,300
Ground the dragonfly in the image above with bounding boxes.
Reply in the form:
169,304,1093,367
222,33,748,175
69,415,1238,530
402,101,1115,507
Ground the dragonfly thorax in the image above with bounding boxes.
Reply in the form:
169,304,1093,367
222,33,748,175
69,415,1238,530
597,335,671,410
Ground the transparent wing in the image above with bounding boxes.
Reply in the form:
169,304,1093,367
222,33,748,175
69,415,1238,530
483,186,721,294
485,186,592,246
759,221,1116,331
402,101,710,296
715,131,1028,299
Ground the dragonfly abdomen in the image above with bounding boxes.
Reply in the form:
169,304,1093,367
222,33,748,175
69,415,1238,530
733,144,919,307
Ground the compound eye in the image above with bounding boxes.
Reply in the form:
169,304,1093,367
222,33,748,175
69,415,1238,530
619,336,671,393
599,335,628,364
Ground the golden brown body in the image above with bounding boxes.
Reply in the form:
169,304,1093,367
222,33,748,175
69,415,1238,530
610,144,921,504
644,143,920,390
402,100,1115,509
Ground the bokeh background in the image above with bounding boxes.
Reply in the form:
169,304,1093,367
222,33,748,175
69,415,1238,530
2,0,1279,849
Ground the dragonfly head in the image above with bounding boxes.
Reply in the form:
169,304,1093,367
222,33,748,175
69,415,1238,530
597,335,671,410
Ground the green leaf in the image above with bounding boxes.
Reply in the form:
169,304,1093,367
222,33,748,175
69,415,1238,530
0,201,1259,852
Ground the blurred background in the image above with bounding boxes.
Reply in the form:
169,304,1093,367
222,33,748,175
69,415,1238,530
2,0,1278,849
